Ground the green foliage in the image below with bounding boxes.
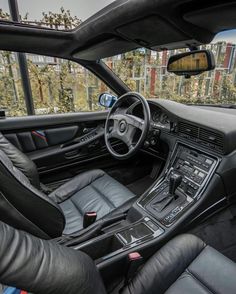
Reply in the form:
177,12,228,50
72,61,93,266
42,7,81,29
0,9,10,20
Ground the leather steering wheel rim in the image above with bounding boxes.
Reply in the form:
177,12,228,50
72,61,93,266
105,92,151,160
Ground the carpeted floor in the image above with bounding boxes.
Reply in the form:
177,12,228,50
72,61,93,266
190,204,236,262
127,175,155,196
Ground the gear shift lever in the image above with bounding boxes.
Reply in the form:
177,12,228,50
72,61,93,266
169,173,182,199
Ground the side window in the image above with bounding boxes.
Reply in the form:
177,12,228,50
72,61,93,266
26,54,114,114
0,51,114,116
0,51,27,116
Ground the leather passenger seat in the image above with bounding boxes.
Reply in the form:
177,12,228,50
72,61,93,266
122,234,236,294
1,220,236,294
0,133,136,238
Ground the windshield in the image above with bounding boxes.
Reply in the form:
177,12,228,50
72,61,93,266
104,30,236,105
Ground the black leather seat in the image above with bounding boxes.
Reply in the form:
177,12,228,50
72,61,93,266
50,169,136,235
1,221,236,294
0,133,136,238
123,234,236,294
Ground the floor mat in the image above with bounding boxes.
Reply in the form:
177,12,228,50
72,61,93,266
126,175,154,196
189,204,236,262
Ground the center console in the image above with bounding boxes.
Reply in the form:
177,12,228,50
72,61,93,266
138,143,218,226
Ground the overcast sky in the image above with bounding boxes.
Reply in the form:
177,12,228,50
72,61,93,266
0,0,115,21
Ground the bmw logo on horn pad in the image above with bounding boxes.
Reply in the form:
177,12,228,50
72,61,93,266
119,120,127,133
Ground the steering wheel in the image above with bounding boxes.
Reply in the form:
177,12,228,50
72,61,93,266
105,92,151,160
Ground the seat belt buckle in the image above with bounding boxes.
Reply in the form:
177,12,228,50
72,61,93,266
83,212,97,228
124,252,143,285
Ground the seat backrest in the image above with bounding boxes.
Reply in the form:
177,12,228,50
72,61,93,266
0,132,65,238
0,221,106,294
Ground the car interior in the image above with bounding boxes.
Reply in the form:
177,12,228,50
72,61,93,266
1,0,236,293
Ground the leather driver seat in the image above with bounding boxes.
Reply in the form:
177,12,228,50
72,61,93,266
0,132,136,238
1,222,236,294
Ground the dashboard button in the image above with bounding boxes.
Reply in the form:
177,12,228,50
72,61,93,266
205,158,213,165
147,221,159,231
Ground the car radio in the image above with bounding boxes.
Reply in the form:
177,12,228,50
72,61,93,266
138,143,219,226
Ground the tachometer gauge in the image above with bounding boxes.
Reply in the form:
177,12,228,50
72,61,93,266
160,113,170,124
152,110,162,122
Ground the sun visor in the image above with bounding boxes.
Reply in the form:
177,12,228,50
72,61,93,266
184,3,236,33
73,37,137,60
116,16,188,47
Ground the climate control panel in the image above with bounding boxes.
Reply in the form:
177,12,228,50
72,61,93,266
173,145,216,200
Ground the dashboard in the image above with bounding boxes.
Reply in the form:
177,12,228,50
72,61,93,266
128,98,236,156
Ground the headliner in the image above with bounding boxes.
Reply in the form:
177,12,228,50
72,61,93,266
0,0,236,61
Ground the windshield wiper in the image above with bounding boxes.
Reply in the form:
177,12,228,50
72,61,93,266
187,103,236,109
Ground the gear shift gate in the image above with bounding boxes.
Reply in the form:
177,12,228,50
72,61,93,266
151,173,183,212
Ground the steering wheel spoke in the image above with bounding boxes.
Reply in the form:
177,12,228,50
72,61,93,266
109,113,124,122
107,128,132,147
128,143,135,151
125,114,144,130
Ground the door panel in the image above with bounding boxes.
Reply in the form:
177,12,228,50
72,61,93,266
0,112,120,178
28,124,107,172
5,125,79,152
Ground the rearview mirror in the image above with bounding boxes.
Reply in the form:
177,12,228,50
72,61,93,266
167,50,215,77
99,93,117,108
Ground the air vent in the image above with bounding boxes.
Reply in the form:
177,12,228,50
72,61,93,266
178,122,199,138
178,121,224,153
199,129,224,151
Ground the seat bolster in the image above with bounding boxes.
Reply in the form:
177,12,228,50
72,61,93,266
49,169,106,203
0,133,40,188
122,234,206,294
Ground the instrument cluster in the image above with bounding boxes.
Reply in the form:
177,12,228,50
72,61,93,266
130,102,170,130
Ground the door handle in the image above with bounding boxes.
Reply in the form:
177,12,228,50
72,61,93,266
64,150,80,159
61,126,104,149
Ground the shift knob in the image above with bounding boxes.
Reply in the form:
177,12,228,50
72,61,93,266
169,173,182,197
